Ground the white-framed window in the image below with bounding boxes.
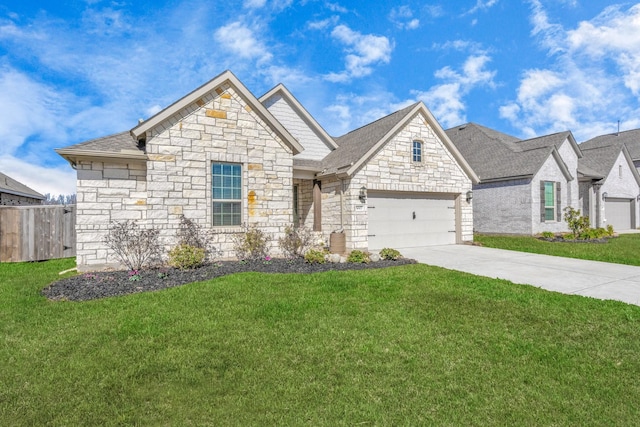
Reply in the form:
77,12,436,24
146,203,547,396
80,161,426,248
412,140,422,163
212,162,242,226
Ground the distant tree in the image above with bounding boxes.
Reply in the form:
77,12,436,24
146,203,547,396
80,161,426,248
42,193,77,205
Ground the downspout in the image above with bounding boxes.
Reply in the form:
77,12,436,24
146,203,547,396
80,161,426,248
594,184,601,228
340,178,344,230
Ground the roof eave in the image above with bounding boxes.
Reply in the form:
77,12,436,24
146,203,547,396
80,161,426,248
479,174,534,184
55,148,148,166
0,189,45,200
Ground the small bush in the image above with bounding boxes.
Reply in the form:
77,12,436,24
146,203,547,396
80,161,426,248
564,207,590,237
347,250,370,263
232,225,270,261
278,225,314,259
379,248,402,261
103,220,162,271
540,231,555,239
168,244,206,270
176,215,219,262
304,249,327,264
606,224,615,236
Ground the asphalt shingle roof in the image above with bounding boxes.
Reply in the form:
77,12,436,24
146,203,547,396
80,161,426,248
445,123,557,182
578,143,625,181
580,128,640,160
0,171,44,199
321,103,420,174
61,131,140,153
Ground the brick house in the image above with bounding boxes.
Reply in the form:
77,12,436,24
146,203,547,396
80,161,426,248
578,132,640,230
446,123,640,235
0,171,44,206
57,70,477,272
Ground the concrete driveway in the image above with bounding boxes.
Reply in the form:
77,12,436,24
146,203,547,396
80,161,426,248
399,244,640,306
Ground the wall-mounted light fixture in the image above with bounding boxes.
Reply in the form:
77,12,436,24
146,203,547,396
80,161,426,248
466,190,473,203
602,192,608,201
359,186,367,203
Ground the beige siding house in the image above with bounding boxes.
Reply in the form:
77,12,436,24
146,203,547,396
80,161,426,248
57,70,477,272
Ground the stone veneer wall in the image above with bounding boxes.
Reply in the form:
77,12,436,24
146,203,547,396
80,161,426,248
75,160,147,271
76,83,295,271
342,113,473,250
144,83,294,260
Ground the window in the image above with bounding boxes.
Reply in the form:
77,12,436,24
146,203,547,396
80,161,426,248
543,181,556,221
212,163,242,226
412,141,422,162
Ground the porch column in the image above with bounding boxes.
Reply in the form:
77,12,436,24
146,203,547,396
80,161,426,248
313,179,322,231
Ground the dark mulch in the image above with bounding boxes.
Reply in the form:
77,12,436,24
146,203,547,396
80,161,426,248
42,258,417,302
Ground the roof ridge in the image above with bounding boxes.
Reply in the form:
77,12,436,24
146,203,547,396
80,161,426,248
335,102,419,140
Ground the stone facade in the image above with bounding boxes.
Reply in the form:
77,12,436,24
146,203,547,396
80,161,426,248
75,84,295,271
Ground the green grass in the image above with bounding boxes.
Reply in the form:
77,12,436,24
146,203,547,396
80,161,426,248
475,233,640,266
2,258,640,425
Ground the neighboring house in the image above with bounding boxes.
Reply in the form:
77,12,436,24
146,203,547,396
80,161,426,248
0,171,44,206
445,123,582,235
578,133,640,230
57,70,477,272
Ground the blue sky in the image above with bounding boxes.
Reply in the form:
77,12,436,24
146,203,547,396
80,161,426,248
1,0,640,196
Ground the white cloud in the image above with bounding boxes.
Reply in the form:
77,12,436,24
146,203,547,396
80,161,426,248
325,2,348,13
412,55,496,128
466,0,499,15
389,6,420,30
325,25,393,82
501,2,640,140
214,21,273,63
0,155,76,196
307,16,340,30
244,0,267,8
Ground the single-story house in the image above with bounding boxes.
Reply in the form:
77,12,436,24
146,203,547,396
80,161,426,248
578,132,640,230
445,123,581,235
0,171,44,206
57,70,477,271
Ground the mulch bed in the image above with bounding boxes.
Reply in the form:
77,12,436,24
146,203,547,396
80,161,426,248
42,258,417,302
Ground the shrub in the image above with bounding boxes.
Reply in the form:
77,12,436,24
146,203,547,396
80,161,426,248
304,248,327,264
347,250,370,263
563,207,590,237
379,248,402,261
232,225,270,261
540,231,555,239
606,224,615,236
168,244,206,270
176,215,219,261
103,220,162,271
278,225,314,259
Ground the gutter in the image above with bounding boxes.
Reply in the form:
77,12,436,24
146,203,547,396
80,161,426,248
55,148,148,169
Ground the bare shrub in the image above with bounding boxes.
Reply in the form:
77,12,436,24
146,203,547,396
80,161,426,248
232,224,270,261
175,215,220,261
278,225,314,259
103,220,162,271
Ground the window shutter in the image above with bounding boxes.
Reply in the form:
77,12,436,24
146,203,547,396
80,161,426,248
540,181,546,222
556,182,562,222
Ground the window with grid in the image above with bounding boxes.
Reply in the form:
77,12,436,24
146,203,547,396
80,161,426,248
412,140,422,162
212,163,242,226
544,181,555,221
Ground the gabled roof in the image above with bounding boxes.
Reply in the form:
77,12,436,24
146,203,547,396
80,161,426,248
578,143,640,186
514,131,582,158
445,123,575,183
0,171,44,200
131,70,303,155
580,128,640,161
321,102,478,182
259,84,338,150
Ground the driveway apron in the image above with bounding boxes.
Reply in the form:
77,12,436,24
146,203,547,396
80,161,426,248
399,244,640,306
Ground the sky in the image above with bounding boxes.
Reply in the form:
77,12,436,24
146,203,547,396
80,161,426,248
1,0,640,196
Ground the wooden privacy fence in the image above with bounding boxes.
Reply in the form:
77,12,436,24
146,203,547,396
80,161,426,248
0,205,76,262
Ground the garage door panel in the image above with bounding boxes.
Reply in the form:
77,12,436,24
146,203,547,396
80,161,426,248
368,192,456,249
604,198,633,230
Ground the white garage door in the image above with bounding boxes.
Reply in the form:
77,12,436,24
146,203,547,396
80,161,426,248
368,192,457,249
604,198,633,230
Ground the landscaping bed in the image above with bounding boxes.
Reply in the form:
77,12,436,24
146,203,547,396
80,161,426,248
42,257,416,301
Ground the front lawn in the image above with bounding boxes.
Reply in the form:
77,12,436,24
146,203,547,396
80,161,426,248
2,258,640,425
475,233,640,266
